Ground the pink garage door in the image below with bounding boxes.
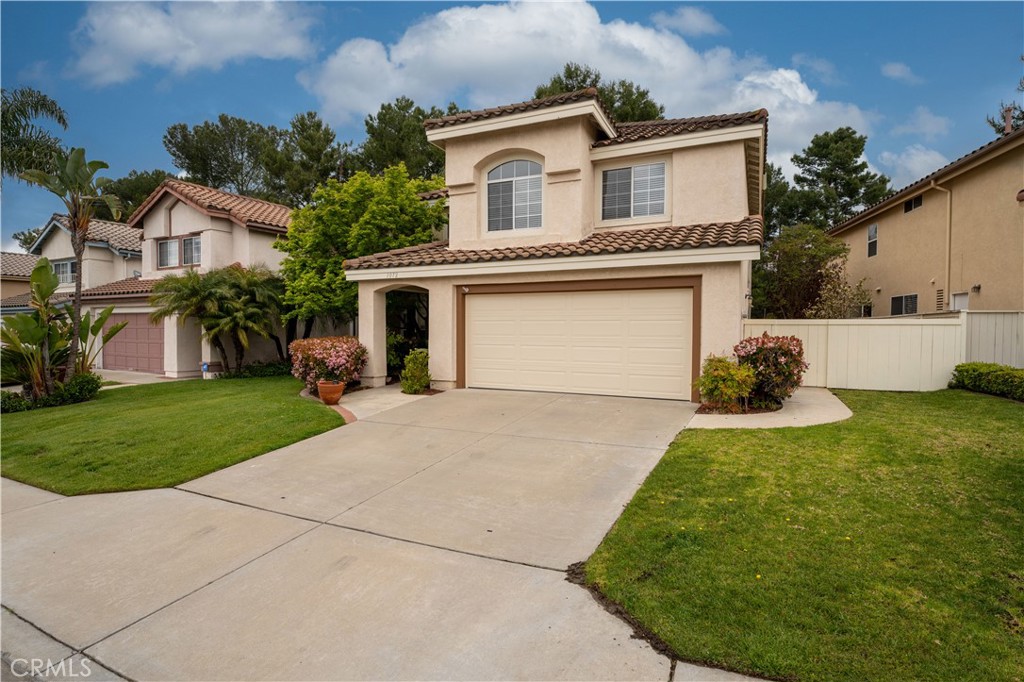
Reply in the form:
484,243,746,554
102,313,164,373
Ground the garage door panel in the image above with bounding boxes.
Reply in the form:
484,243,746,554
102,313,164,374
466,288,692,400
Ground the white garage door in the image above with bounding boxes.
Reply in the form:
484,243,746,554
466,288,693,400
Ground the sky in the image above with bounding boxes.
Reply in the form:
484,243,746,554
1,1,1021,251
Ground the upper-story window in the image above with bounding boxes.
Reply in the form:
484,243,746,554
903,195,922,213
487,160,542,231
602,162,666,220
158,236,201,268
867,223,878,257
53,260,76,284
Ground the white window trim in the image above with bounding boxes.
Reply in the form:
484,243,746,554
867,223,878,258
485,160,543,233
52,260,76,285
890,293,919,316
595,156,671,228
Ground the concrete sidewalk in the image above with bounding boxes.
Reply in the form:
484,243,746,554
0,390,759,681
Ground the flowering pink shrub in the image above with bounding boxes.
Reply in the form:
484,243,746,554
733,332,809,406
289,336,368,395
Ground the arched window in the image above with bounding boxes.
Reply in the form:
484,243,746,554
487,160,542,231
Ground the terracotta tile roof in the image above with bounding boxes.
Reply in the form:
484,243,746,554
424,88,613,131
592,110,769,148
50,215,142,254
417,187,450,201
0,290,70,310
345,216,762,271
129,179,292,231
1,252,40,279
831,125,1024,234
81,276,158,299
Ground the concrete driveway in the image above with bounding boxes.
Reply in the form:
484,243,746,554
1,389,754,681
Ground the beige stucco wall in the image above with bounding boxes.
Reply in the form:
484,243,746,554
140,198,284,277
1,278,31,299
443,117,753,251
357,260,747,393
38,231,141,293
841,145,1024,314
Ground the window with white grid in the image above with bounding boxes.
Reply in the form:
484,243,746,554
602,162,665,220
487,160,542,231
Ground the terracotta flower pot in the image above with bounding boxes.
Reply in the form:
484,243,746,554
317,380,345,405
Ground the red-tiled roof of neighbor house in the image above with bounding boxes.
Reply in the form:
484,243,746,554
1,251,40,279
80,276,158,299
344,216,763,271
128,179,292,231
0,290,70,310
48,214,142,254
831,125,1024,234
417,187,450,201
423,88,614,132
592,109,769,148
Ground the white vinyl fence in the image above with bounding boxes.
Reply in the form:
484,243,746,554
742,311,1024,392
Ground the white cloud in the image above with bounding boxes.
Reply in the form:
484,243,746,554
300,0,876,176
878,145,949,188
652,6,726,37
891,106,952,141
792,53,841,86
69,2,316,87
881,62,924,85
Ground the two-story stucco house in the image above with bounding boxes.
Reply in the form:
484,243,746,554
77,179,291,376
344,89,768,401
0,214,142,314
830,125,1024,316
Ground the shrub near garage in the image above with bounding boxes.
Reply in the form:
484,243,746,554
733,332,809,407
288,336,368,395
696,355,755,413
399,349,431,394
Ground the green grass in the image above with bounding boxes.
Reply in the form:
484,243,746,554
586,390,1024,682
1,376,343,495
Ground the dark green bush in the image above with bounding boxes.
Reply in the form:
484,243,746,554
220,360,292,379
399,349,431,395
1,390,31,413
950,362,1024,402
696,355,756,413
1,372,102,412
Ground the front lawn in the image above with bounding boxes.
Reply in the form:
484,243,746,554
1,376,342,495
586,390,1024,681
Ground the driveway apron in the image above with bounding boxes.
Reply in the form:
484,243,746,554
2,389,700,681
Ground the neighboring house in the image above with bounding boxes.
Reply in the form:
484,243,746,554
345,89,767,401
0,251,40,300
830,125,1024,316
76,179,292,377
0,215,142,314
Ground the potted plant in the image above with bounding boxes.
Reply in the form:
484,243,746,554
289,336,368,406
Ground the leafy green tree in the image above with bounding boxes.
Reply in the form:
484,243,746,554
94,169,174,221
261,111,342,206
751,224,850,319
163,114,281,196
276,164,446,325
344,97,459,179
534,62,665,122
1,87,68,182
986,55,1024,136
791,127,890,229
762,162,803,241
12,227,44,251
1,259,68,397
21,148,122,380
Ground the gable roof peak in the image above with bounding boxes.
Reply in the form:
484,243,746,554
128,178,293,231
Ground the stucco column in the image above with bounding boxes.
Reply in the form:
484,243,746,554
427,282,457,390
164,315,203,378
359,282,387,388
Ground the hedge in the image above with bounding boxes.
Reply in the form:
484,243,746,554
949,362,1024,402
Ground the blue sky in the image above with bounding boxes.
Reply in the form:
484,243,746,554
2,1,1021,250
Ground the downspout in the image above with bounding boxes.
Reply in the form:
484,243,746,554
930,180,952,310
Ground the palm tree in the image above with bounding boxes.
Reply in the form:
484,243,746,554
21,148,121,380
1,87,68,181
225,264,288,360
149,269,233,372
